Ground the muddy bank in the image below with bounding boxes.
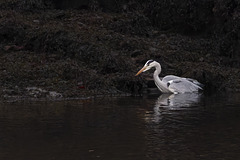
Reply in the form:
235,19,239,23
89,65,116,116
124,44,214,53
0,0,240,101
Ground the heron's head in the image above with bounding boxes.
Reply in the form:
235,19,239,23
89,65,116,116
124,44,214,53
135,60,157,76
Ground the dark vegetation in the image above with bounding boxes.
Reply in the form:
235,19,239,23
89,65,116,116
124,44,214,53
0,0,240,101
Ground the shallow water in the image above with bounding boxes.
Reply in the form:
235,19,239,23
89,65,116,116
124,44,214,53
0,93,240,160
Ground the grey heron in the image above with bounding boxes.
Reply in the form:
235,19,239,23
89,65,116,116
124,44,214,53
135,60,203,94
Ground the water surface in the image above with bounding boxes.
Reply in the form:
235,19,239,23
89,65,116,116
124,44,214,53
0,93,240,160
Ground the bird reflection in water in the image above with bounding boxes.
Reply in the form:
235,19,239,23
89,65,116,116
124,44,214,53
145,93,202,123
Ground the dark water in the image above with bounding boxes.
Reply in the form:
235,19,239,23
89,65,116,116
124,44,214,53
0,93,240,160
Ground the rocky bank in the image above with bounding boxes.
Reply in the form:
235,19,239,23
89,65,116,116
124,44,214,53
0,0,240,101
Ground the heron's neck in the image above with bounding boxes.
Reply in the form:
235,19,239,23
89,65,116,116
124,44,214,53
153,63,161,78
153,63,170,93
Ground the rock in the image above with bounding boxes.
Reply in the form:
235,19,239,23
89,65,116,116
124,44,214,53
33,20,40,23
48,91,63,99
26,87,48,98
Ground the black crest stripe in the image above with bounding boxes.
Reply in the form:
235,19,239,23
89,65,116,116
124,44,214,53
147,60,154,65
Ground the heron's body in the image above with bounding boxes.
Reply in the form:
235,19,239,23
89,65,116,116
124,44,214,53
136,60,203,94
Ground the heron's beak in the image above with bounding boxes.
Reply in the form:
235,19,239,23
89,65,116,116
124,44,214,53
135,66,147,76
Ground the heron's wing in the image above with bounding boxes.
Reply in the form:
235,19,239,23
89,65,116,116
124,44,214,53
162,75,181,84
185,78,204,88
168,78,202,93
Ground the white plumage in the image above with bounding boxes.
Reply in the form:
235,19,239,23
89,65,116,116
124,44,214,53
136,60,203,94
